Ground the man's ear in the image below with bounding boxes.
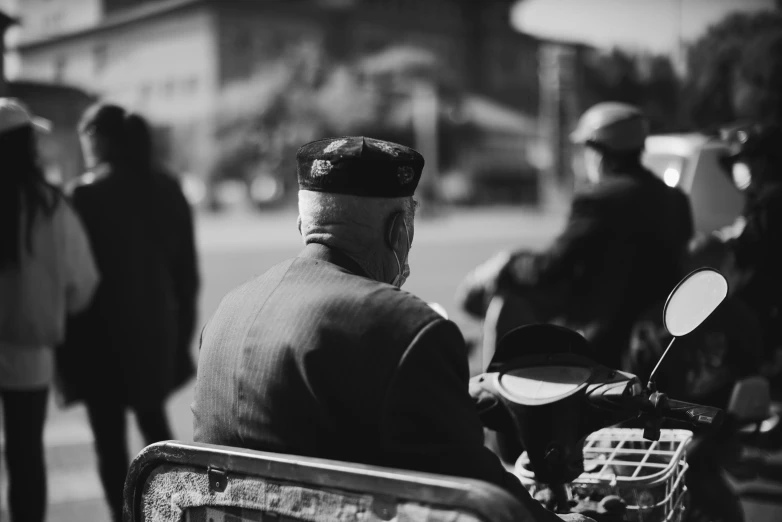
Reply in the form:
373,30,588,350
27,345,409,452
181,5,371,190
386,212,408,253
297,215,302,236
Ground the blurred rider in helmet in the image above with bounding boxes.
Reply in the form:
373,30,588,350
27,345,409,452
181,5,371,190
688,122,782,396
687,29,782,399
458,102,694,376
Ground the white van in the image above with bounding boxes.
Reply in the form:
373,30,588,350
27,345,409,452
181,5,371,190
643,133,745,235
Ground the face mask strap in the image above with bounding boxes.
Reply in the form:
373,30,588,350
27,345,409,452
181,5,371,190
391,218,411,287
392,249,402,280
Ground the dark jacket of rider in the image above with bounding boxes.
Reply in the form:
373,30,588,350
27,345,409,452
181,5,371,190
500,165,693,369
458,102,694,371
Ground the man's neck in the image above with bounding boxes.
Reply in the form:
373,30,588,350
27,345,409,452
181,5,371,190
300,242,370,278
302,229,394,284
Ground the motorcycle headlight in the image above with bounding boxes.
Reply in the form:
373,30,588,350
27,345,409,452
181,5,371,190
663,167,680,187
732,162,752,191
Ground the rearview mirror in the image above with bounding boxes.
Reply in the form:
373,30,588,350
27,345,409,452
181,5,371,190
664,268,729,337
648,268,729,389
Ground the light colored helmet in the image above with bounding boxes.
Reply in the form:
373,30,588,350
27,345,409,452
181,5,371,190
570,102,649,152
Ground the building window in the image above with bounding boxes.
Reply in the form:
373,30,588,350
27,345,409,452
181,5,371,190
93,44,108,74
361,33,388,54
255,32,285,60
43,11,65,33
139,83,152,104
233,30,252,54
54,55,67,82
183,77,199,94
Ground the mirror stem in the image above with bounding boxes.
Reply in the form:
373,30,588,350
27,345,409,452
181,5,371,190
647,337,676,391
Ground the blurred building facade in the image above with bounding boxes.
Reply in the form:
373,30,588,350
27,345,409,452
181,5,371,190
11,0,100,42
1,6,95,183
0,8,14,95
11,0,215,179
9,0,541,185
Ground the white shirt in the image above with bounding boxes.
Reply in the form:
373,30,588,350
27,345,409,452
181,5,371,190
0,189,99,389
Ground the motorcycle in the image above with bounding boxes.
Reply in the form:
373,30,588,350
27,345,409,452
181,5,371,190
720,376,782,509
625,298,782,521
470,268,730,521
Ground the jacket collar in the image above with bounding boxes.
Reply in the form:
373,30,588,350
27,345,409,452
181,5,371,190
298,242,373,280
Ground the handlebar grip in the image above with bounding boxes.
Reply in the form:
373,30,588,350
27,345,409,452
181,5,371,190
663,398,725,428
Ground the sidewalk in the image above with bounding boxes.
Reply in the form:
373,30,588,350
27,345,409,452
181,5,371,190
0,391,194,521
0,406,107,520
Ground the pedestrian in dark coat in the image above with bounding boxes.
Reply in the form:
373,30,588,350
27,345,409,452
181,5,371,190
58,103,200,522
192,137,577,522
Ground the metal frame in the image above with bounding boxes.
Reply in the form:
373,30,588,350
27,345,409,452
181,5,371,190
516,428,693,522
123,441,530,522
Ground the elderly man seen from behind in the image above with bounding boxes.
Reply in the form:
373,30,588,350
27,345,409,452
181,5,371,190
192,137,584,522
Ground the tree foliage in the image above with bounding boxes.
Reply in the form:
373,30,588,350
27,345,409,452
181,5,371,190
682,9,782,129
579,48,683,133
576,9,782,134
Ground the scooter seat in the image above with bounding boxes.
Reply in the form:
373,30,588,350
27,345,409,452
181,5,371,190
728,376,773,425
739,410,780,435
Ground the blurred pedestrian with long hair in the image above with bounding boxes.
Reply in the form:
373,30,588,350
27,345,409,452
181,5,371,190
0,98,99,522
57,102,200,522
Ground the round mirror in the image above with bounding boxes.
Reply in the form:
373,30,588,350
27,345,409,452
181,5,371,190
664,268,729,337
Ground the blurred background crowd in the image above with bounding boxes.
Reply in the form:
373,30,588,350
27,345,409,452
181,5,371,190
0,0,781,521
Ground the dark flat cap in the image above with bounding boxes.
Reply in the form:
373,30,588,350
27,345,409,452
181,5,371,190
297,136,424,198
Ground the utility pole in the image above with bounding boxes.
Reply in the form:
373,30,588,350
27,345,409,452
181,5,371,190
0,10,17,97
411,80,440,206
675,0,686,75
538,42,579,209
538,43,560,208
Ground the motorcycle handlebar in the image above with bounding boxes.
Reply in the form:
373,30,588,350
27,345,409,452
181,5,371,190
638,392,725,429
585,378,725,429
659,397,725,428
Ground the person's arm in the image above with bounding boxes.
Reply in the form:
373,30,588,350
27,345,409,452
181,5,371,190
728,194,782,271
381,318,577,522
677,189,696,267
502,194,609,290
61,198,100,314
171,185,201,381
456,194,608,318
690,196,781,297
174,189,200,340
455,250,514,319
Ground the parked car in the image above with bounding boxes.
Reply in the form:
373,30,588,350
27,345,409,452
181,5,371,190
642,133,744,235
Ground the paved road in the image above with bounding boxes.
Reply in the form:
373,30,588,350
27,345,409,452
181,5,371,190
2,205,780,521
0,206,565,521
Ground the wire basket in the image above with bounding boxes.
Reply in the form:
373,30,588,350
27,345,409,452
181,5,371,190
514,428,693,522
